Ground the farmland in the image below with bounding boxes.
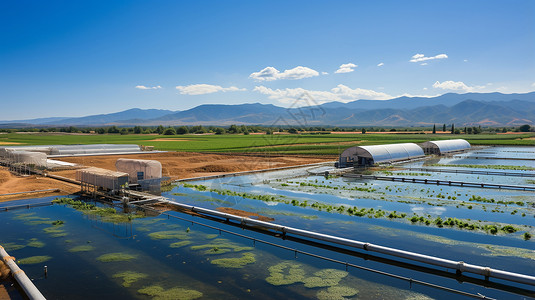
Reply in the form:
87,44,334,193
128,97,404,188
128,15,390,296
1,132,533,155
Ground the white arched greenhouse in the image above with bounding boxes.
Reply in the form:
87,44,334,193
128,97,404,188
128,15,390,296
338,143,425,167
421,139,471,155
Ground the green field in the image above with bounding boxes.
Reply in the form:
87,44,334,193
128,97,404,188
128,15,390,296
1,132,533,156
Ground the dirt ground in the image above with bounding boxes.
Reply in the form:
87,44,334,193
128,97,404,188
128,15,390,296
0,167,80,202
49,152,334,180
0,152,334,202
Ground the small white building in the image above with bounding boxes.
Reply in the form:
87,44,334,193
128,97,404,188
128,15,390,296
115,158,162,184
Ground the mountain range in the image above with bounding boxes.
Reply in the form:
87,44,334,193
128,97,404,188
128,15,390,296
1,92,534,127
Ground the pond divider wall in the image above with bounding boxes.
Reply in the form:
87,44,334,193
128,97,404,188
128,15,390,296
342,174,535,191
405,167,535,177
0,245,46,300
152,197,535,287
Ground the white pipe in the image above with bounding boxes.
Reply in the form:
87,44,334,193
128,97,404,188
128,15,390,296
0,245,46,300
159,199,535,287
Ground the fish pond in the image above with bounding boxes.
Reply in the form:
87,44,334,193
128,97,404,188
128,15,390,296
1,146,534,299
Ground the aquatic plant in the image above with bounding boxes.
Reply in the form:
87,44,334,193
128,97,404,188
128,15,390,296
138,285,202,300
501,225,517,233
523,232,532,240
210,252,256,268
113,271,148,287
191,240,253,255
303,269,348,288
97,252,138,262
26,238,45,248
52,220,64,225
205,234,219,239
429,164,535,171
148,230,190,240
52,197,145,223
316,286,359,300
43,225,68,238
18,256,52,265
2,243,25,251
68,245,95,252
265,261,306,286
169,241,193,248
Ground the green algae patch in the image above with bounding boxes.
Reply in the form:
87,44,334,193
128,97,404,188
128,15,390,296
190,239,253,255
210,252,256,268
113,271,148,287
2,243,26,252
148,230,190,240
18,256,52,265
481,245,535,260
138,285,203,300
27,220,54,225
132,218,163,226
266,261,306,286
205,234,219,239
97,252,138,262
136,227,151,232
27,238,45,248
43,225,68,238
266,262,348,289
52,197,145,224
68,245,95,252
317,286,359,300
303,269,348,288
170,241,193,248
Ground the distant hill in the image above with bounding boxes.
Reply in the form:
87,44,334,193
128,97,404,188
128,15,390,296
45,108,174,126
1,92,533,127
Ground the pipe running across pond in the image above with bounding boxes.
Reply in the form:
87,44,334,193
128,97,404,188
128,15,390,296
0,245,46,300
157,198,535,287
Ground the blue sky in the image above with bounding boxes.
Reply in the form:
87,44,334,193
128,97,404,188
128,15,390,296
1,0,534,119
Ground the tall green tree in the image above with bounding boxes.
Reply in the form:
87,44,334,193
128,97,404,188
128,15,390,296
432,124,436,134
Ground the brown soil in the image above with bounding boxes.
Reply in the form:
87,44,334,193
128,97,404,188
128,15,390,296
0,142,22,145
0,167,80,202
216,207,275,222
0,285,10,300
50,152,334,181
0,261,9,280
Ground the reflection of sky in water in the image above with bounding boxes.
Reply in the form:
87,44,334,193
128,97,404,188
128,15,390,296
411,206,447,216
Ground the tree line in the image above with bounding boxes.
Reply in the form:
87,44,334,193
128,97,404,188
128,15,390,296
0,124,532,135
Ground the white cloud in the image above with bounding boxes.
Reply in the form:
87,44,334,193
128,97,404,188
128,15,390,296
420,63,428,66
321,71,329,75
253,84,391,104
249,66,319,81
377,62,384,67
432,80,485,92
335,63,358,74
423,87,428,90
531,82,535,87
135,85,162,90
410,53,448,63
176,84,246,95
464,59,468,62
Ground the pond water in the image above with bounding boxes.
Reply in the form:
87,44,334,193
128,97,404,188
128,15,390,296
0,146,534,299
